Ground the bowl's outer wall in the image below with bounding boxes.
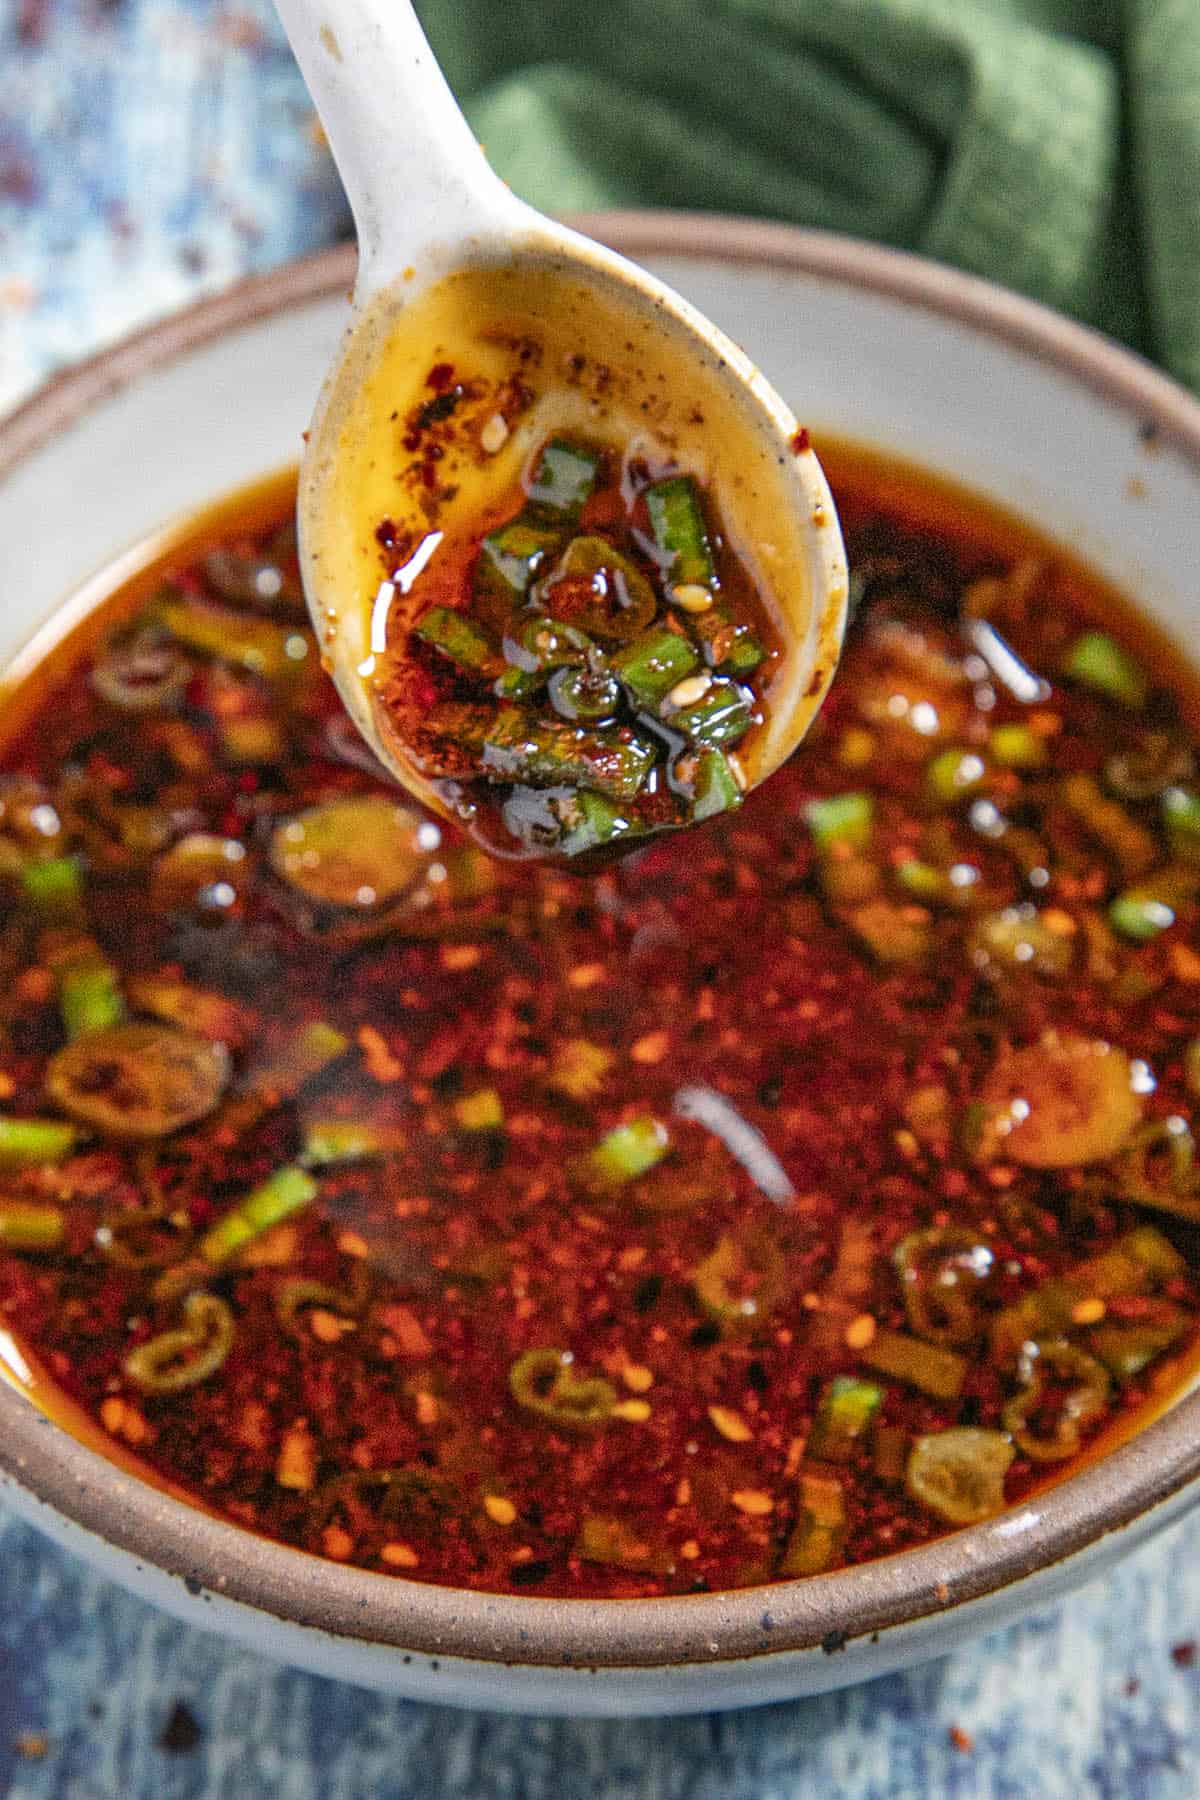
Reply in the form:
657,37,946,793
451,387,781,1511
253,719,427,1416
2,220,1200,1712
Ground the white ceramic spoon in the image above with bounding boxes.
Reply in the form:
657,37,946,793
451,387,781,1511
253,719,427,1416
274,0,849,838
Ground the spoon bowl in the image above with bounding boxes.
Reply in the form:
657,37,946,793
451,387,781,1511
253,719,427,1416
274,0,848,837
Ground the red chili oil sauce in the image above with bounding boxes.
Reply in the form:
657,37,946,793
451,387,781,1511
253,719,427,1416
0,445,1197,1599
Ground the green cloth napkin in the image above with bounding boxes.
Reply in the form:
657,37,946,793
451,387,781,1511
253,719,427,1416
415,0,1200,394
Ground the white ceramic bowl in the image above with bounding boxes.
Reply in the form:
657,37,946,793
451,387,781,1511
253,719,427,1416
2,217,1199,1716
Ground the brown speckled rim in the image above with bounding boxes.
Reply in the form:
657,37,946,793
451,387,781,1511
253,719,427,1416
3,214,1200,1673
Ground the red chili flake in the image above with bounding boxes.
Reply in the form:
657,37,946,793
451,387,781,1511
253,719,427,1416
948,1726,974,1753
426,362,455,391
1124,1676,1140,1696
791,427,811,454
1171,1640,1197,1668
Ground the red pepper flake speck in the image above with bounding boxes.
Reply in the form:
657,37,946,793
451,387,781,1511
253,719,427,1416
948,1726,974,1753
1171,1640,1197,1668
426,362,455,391
791,427,811,454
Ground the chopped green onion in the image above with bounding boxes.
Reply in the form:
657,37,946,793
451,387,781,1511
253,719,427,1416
508,1347,616,1429
860,1327,967,1399
988,723,1047,768
548,663,621,724
576,1116,669,1189
1186,1039,1200,1100
645,476,714,589
454,1088,505,1131
688,748,743,823
157,598,302,681
611,626,701,710
200,1165,318,1264
663,679,752,749
1164,787,1200,862
0,1117,79,1167
58,960,126,1039
990,1224,1183,1363
807,1375,884,1463
926,748,988,805
300,1121,403,1166
253,1021,350,1098
540,537,656,643
477,707,657,800
558,791,644,858
526,439,600,521
475,518,561,616
21,856,83,919
0,1200,66,1252
576,1514,668,1571
805,792,873,853
781,1471,847,1576
502,616,592,675
414,606,500,678
1089,1309,1190,1381
1062,631,1148,708
1109,893,1176,941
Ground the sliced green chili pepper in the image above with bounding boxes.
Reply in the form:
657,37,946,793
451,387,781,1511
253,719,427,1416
558,790,645,858
895,1227,993,1346
91,627,192,714
872,1423,910,1486
508,1347,616,1429
780,1471,847,1576
1062,631,1148,709
0,1200,65,1252
990,1224,1183,1363
1003,1337,1111,1462
0,1117,80,1168
573,1116,669,1190
611,626,701,710
1115,1116,1200,1224
1088,1306,1190,1382
805,792,873,853
807,1376,884,1463
906,1427,1014,1525
860,1327,967,1400
1164,787,1200,863
1105,735,1193,801
692,1229,787,1331
200,1165,318,1264
548,662,621,724
414,606,501,679
526,439,600,521
645,476,714,589
969,906,1075,978
124,1292,236,1394
252,1021,350,1098
46,1022,229,1140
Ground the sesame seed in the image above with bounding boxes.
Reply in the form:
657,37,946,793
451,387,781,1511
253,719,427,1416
622,1363,655,1392
1071,1297,1106,1325
613,1398,652,1423
380,1541,420,1568
630,1030,670,1064
730,1489,774,1516
679,1539,701,1560
671,583,715,613
322,1524,354,1560
480,413,509,454
708,1404,753,1443
844,1313,878,1351
484,1494,518,1526
666,672,713,709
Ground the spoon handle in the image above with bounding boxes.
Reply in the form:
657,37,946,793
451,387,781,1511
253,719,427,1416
273,0,526,290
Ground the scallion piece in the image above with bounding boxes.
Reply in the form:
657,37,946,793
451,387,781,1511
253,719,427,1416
58,960,126,1040
0,1117,79,1168
300,1121,404,1166
21,856,83,920
1062,631,1148,708
689,748,743,823
611,626,701,711
0,1200,66,1252
548,663,621,725
663,679,752,749
200,1165,318,1264
926,748,988,805
157,598,302,681
988,723,1047,768
1164,786,1200,863
1109,893,1176,941
526,439,600,521
780,1471,847,1576
414,606,500,679
454,1088,505,1131
475,518,561,615
860,1327,967,1400
253,1021,350,1098
807,1375,884,1464
645,476,714,588
805,792,873,853
558,791,643,858
576,1116,669,1189
476,707,657,800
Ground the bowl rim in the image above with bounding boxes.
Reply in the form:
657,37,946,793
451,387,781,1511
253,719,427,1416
2,212,1200,1672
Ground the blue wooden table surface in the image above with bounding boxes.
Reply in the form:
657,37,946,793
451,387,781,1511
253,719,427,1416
2,1,1199,1793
